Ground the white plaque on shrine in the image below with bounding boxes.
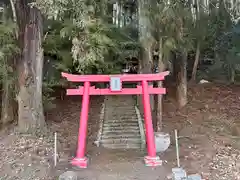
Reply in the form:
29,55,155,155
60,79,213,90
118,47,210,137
110,77,122,91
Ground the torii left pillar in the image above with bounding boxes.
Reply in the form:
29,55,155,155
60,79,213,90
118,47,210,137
62,71,169,168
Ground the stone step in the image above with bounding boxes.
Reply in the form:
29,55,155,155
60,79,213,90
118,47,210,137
106,105,135,108
105,105,135,108
106,100,135,102
106,96,135,99
103,122,139,127
102,126,140,131
105,115,137,119
104,117,137,121
103,129,140,134
105,100,135,103
100,138,141,144
106,111,136,114
104,119,138,123
102,143,141,149
105,110,136,113
118,115,138,118
105,111,136,114
106,112,137,116
102,133,141,139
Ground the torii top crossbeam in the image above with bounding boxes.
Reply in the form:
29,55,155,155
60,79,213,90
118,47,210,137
62,71,170,95
61,71,170,82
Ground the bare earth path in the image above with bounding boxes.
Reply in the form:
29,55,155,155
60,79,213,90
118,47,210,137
56,148,171,180
1,84,240,179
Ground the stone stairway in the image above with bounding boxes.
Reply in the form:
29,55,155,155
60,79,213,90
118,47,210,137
100,95,145,149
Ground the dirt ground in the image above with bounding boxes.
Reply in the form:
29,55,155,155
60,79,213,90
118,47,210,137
1,83,240,180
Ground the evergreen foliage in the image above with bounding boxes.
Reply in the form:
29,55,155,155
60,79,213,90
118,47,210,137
37,0,139,75
0,13,18,84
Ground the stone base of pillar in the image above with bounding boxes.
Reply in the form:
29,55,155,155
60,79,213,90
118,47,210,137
71,157,88,168
144,156,162,167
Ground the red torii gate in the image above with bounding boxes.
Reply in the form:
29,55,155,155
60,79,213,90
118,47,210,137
62,71,169,168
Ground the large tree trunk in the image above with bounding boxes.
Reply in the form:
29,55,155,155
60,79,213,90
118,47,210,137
175,51,188,108
175,14,187,108
16,2,46,134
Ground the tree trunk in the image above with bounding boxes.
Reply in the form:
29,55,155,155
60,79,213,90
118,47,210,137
155,38,165,132
137,44,154,118
117,1,122,27
140,46,153,74
138,0,154,113
138,0,153,74
136,57,142,112
176,51,188,108
230,67,235,83
16,2,46,134
172,52,178,84
191,42,201,82
9,0,18,37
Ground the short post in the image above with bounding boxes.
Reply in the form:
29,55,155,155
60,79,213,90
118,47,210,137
54,132,57,167
142,80,162,167
71,81,90,168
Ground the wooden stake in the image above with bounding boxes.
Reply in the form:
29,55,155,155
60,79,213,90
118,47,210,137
54,132,57,167
175,129,180,167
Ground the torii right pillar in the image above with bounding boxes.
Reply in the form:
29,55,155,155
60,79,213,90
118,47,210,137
142,79,162,166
